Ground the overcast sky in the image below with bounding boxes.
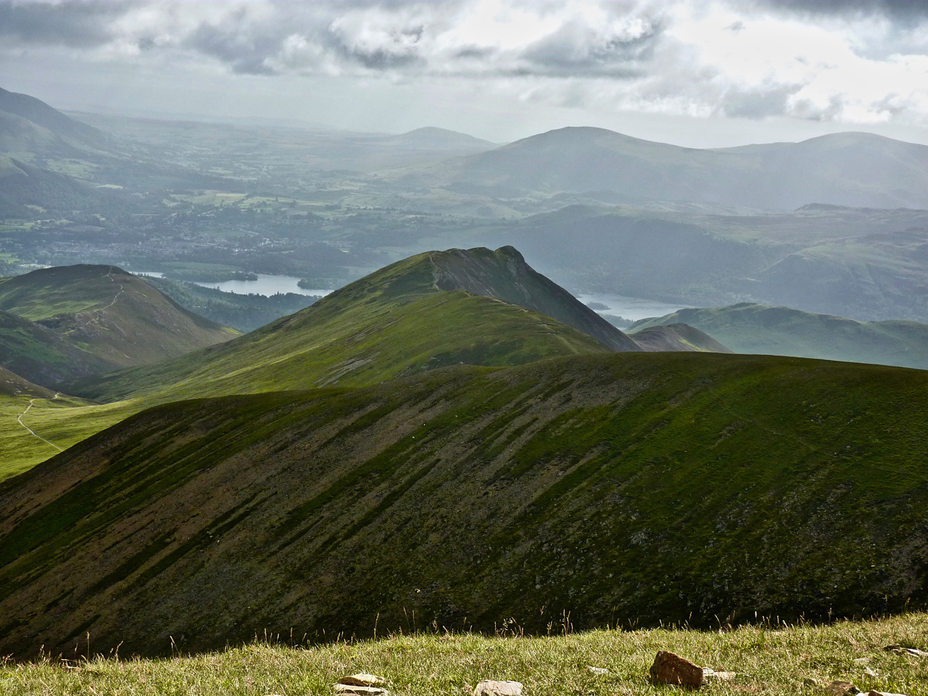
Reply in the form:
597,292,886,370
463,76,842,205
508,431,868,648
2,0,928,147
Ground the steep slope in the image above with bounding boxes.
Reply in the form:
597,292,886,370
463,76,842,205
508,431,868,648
2,352,927,658
629,323,731,353
67,248,632,403
0,366,55,399
0,309,110,386
0,156,105,214
400,127,928,210
0,87,107,151
631,303,928,369
429,246,638,352
0,265,238,385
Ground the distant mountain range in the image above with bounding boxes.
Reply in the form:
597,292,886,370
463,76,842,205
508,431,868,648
396,126,928,210
631,303,928,370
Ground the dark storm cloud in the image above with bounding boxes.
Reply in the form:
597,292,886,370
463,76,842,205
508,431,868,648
519,19,660,78
0,0,662,79
756,0,928,21
0,0,126,47
184,13,285,76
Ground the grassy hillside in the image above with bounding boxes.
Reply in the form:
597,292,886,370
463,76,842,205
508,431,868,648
67,248,624,403
3,613,928,695
0,309,111,386
0,265,238,385
0,393,134,481
1,249,617,477
631,303,928,369
629,323,731,353
3,352,928,658
0,363,134,482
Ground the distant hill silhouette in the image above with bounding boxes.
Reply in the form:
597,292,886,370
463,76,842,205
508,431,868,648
396,126,928,210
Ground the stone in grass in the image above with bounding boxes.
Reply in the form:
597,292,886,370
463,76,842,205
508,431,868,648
334,686,390,696
702,668,737,681
649,651,704,688
338,675,388,687
826,681,860,695
473,680,523,695
335,673,390,696
867,692,909,696
335,684,390,696
884,645,928,657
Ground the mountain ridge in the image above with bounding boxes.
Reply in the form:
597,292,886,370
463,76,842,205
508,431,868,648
0,86,108,152
64,247,639,403
395,126,928,210
3,351,927,658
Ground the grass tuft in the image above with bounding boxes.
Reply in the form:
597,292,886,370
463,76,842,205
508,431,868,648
3,613,928,695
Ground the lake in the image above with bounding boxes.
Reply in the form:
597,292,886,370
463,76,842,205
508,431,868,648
193,274,333,297
133,270,689,317
574,292,693,322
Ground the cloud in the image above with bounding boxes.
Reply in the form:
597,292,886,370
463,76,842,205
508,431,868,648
1,0,927,129
0,0,664,78
0,0,126,47
754,0,928,21
518,16,659,77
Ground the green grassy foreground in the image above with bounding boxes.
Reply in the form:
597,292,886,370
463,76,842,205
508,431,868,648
3,614,927,695
0,396,140,480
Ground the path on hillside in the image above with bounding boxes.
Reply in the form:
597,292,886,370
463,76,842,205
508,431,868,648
16,395,64,453
62,268,127,337
102,267,127,310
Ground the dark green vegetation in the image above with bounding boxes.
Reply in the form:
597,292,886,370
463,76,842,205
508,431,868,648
141,276,318,333
631,303,928,369
3,352,928,659
0,365,55,399
1,248,716,480
67,247,633,403
0,264,237,386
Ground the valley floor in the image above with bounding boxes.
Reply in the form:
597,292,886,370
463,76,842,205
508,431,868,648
3,612,927,695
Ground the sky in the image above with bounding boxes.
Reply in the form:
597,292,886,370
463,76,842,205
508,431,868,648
2,0,928,147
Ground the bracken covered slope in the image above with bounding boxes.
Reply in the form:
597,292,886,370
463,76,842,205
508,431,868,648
2,352,927,659
0,265,238,385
